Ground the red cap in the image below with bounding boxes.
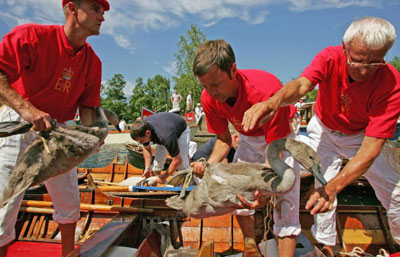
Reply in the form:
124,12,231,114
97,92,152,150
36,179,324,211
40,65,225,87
62,0,110,11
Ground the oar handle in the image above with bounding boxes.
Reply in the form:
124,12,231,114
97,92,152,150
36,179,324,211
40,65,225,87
21,200,154,214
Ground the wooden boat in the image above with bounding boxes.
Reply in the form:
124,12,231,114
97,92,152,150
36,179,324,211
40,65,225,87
10,156,400,256
104,129,132,145
78,155,143,183
125,143,172,170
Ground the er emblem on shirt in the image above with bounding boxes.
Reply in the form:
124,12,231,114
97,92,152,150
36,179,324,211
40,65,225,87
340,93,352,115
54,67,73,93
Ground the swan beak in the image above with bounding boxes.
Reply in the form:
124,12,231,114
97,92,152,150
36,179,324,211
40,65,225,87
310,164,327,186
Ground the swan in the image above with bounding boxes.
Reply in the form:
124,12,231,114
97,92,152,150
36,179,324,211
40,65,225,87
166,137,323,218
0,107,120,206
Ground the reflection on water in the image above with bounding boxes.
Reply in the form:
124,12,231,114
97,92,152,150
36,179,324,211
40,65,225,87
78,143,127,168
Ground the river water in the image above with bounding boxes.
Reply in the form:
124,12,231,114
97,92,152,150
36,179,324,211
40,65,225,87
78,143,127,168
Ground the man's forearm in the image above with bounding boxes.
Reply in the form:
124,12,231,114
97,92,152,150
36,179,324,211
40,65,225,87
142,146,153,170
207,144,230,164
275,77,314,107
166,157,182,176
79,106,96,126
0,71,31,114
207,131,233,164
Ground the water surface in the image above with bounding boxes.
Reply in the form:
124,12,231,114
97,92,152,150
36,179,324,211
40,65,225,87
78,143,127,168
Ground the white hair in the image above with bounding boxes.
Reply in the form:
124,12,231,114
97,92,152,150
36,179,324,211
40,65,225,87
343,17,396,50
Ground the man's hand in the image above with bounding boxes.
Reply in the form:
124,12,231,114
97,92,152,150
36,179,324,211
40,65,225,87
144,175,167,186
235,191,270,209
305,185,335,215
242,100,278,132
190,161,206,178
143,169,154,178
19,106,52,132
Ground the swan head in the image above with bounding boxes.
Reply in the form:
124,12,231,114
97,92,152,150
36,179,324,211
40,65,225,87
284,138,327,185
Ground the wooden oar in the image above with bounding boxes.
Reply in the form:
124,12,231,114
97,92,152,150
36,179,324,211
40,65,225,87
21,200,153,214
78,185,134,192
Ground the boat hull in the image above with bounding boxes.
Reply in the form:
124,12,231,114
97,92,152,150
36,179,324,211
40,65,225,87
12,156,400,256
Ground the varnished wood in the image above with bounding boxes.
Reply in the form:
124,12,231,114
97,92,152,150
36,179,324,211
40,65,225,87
133,228,162,257
196,241,214,257
21,200,154,214
67,213,138,257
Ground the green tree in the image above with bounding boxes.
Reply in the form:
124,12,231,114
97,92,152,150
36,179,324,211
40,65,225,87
128,75,171,120
389,56,400,72
101,73,128,120
305,89,318,102
146,75,171,112
173,24,207,111
127,77,147,120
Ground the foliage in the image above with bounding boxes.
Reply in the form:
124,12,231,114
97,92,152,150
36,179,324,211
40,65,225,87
389,56,400,72
100,73,171,123
101,73,128,120
173,24,207,111
305,89,318,102
127,77,146,121
127,75,171,120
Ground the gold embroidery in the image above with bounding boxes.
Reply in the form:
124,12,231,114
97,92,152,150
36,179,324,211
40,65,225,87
54,67,73,94
340,93,352,115
62,68,73,81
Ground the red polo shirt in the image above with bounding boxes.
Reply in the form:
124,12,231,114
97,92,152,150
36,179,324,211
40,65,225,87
201,69,292,144
301,45,400,138
0,23,101,122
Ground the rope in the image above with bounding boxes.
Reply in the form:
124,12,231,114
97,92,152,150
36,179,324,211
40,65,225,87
180,167,193,198
339,246,390,257
263,197,274,241
260,197,275,256
166,158,207,198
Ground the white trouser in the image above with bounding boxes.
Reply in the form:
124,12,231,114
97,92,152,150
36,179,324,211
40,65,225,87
0,106,80,247
307,115,400,245
152,126,191,171
232,133,302,238
189,141,197,159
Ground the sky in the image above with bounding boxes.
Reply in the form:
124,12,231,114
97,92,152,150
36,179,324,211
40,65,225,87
0,0,399,96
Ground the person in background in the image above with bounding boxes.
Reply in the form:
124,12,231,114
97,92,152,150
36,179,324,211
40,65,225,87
194,103,203,125
0,0,110,256
294,97,306,122
170,89,182,115
191,39,302,257
242,17,400,256
119,119,127,131
130,112,190,185
186,91,193,113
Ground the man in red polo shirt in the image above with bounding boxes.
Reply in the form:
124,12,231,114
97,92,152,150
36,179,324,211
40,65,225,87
243,17,400,256
0,0,109,256
192,39,301,257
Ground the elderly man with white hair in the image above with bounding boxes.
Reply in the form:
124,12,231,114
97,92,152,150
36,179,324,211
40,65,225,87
242,16,400,256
